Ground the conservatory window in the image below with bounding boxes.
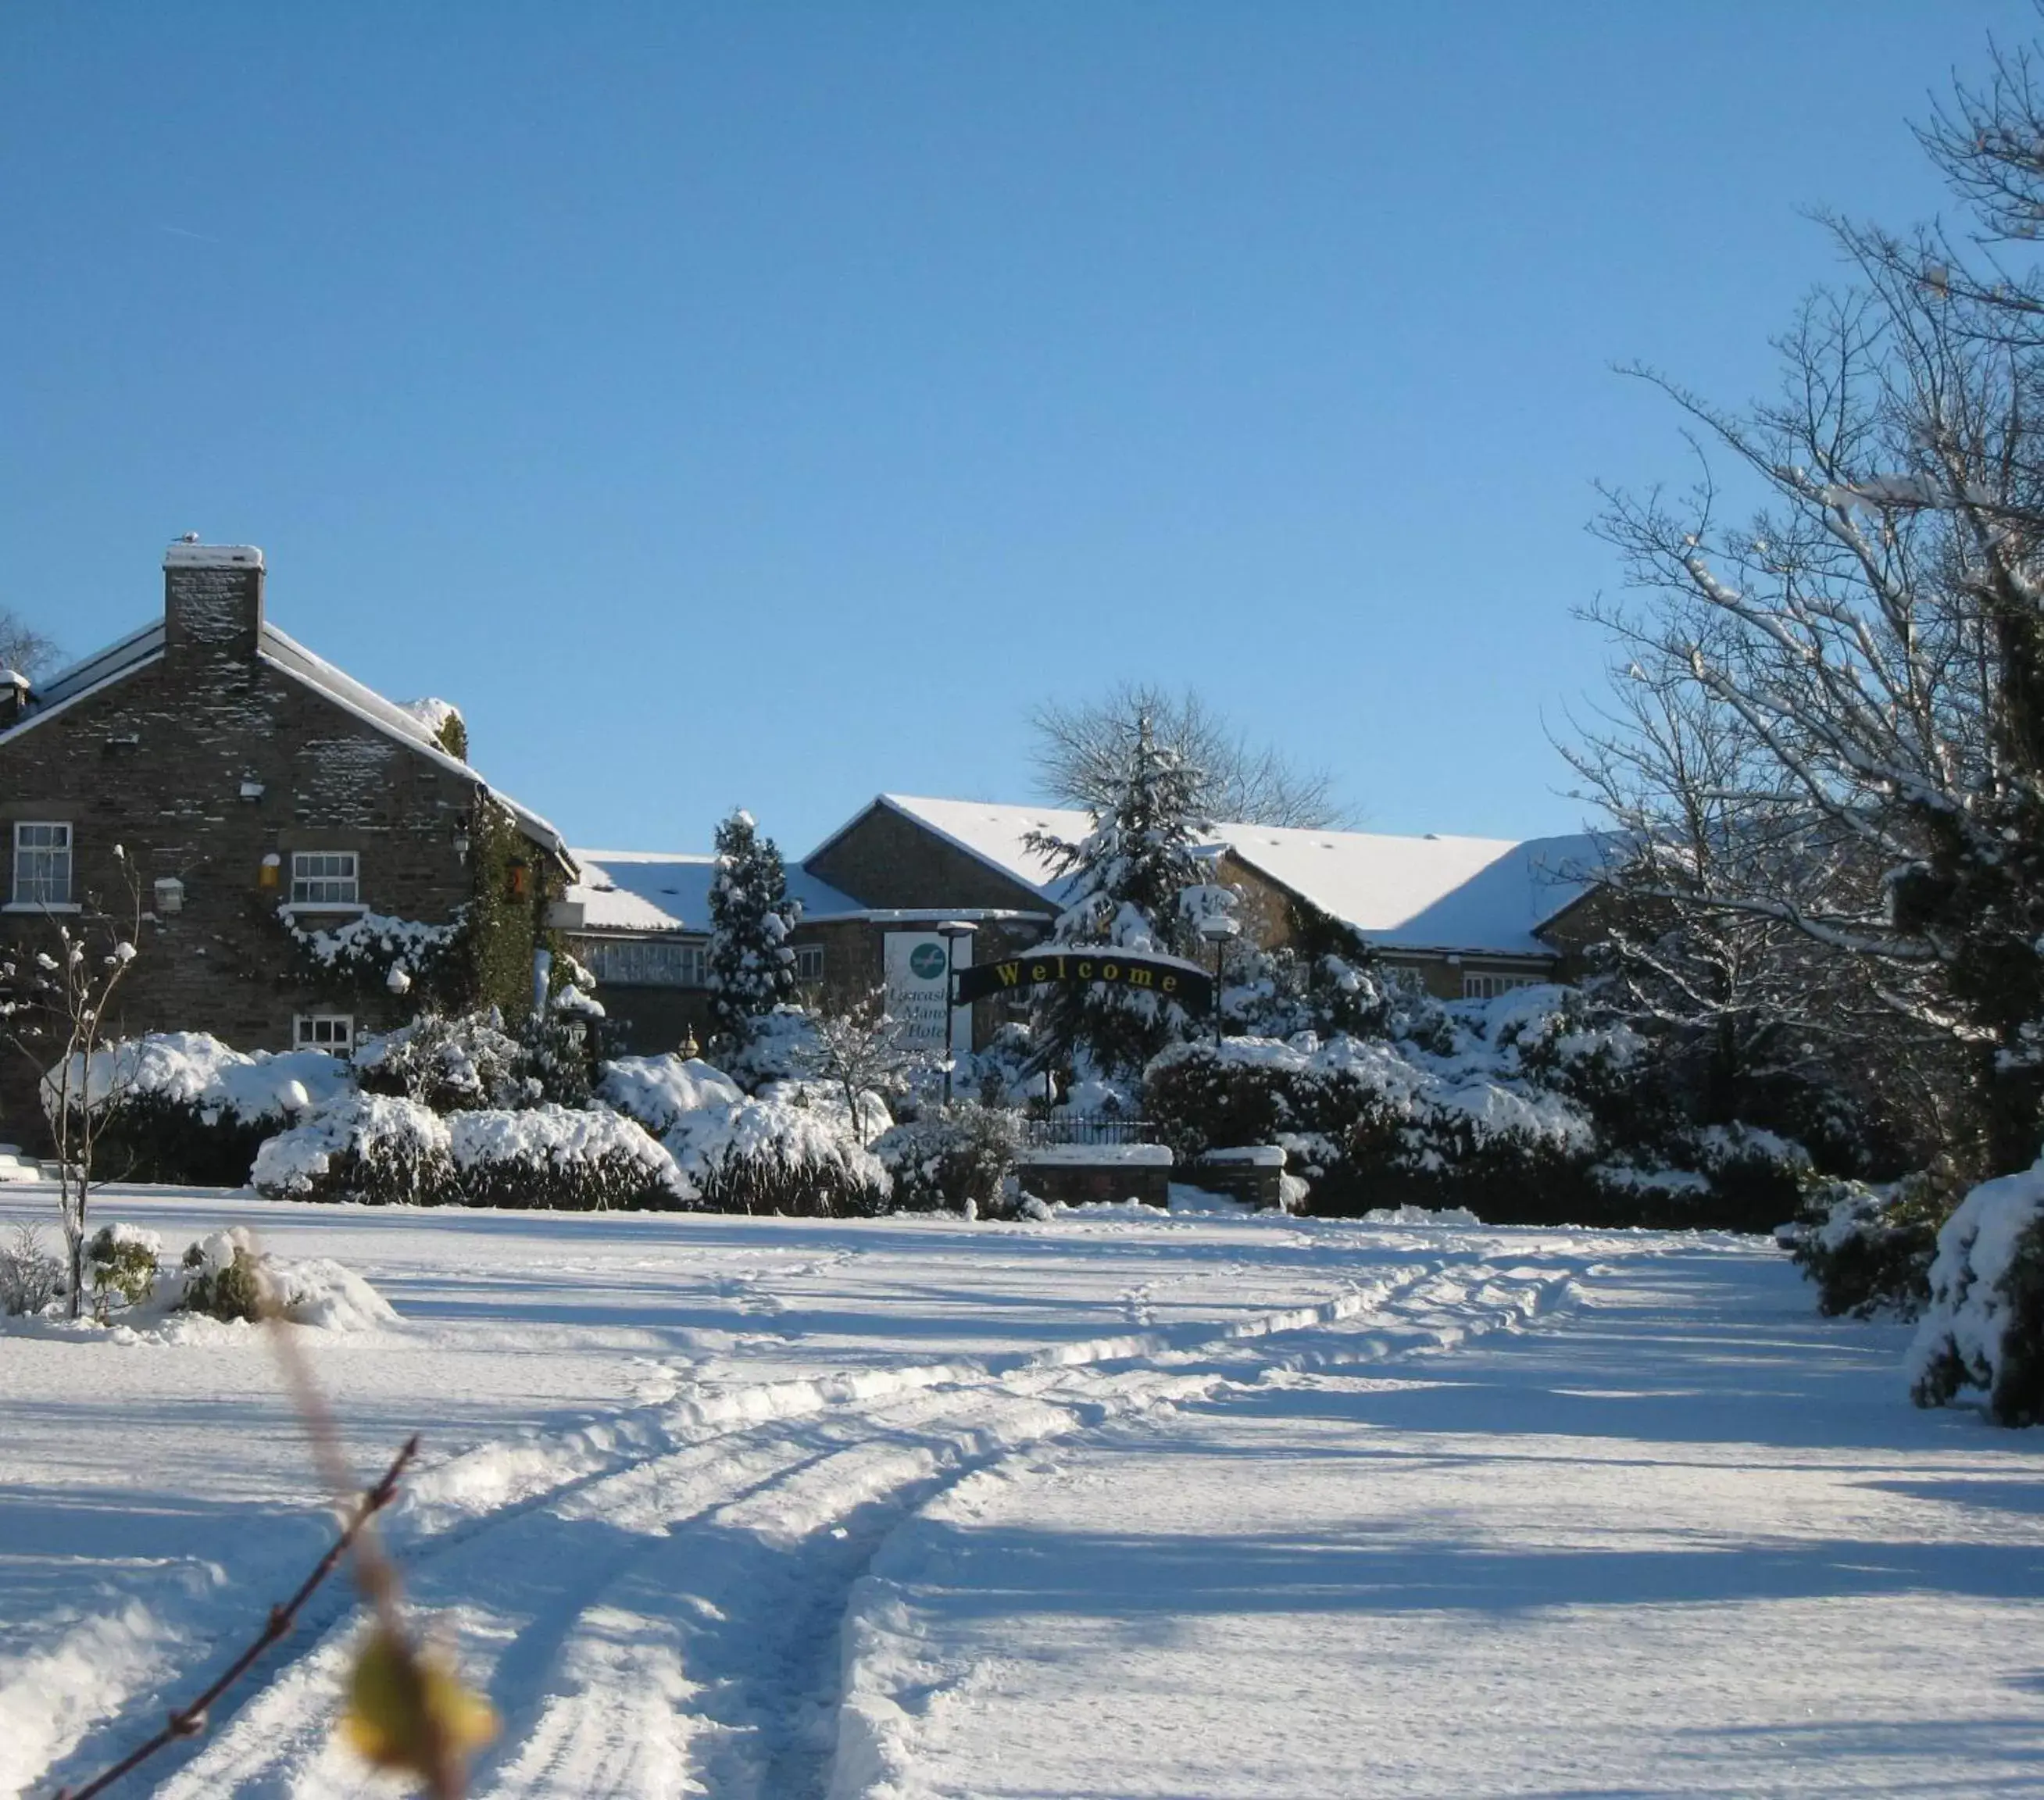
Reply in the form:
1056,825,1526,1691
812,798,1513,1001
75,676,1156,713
1462,973,1539,1000
12,822,72,907
290,851,359,907
295,1013,356,1055
574,938,709,988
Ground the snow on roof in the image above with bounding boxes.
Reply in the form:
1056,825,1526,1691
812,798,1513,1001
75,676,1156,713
859,795,1604,958
563,851,860,936
0,600,570,870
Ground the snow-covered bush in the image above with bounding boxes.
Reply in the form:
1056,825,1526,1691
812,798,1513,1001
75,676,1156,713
596,1053,745,1135
669,1091,889,1217
716,1005,821,1092
172,1227,398,1329
446,1104,688,1211
86,1223,161,1311
952,1023,1047,1109
178,1233,266,1323
252,1094,456,1205
0,1221,63,1316
874,1102,1021,1214
356,1009,527,1112
41,1032,355,1186
1783,1176,1946,1320
1909,1157,2044,1425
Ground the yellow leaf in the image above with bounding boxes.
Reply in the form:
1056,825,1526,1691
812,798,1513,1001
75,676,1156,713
340,1625,497,1783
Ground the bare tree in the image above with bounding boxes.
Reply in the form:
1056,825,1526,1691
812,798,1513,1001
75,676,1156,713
795,990,931,1138
1578,25,2044,1172
0,608,59,678
1031,682,1351,828
2,849,141,1316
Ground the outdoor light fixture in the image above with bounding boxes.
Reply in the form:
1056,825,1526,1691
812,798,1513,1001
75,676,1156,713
153,877,184,916
453,819,472,863
1198,915,1240,1045
258,852,281,889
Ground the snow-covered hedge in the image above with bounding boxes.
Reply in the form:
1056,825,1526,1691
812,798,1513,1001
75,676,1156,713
597,1052,891,1216
252,1094,456,1205
355,1010,528,1112
1144,987,1799,1228
1909,1158,2044,1426
445,1104,688,1211
41,1033,356,1185
874,1102,1020,1214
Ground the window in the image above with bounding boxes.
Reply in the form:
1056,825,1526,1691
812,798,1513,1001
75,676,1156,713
795,944,826,983
290,851,359,908
1462,973,1541,1000
12,823,72,907
295,1013,356,1055
575,937,709,988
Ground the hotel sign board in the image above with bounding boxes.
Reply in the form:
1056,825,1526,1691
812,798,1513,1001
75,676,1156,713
884,931,961,1052
952,949,1213,1015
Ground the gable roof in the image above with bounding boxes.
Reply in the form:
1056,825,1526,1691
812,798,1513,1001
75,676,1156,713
563,850,861,935
2,601,572,871
820,795,1605,959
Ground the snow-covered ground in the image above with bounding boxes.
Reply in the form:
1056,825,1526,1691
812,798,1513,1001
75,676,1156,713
2,1187,2038,1798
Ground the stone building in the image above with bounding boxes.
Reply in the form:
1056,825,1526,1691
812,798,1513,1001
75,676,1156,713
565,793,1605,1057
0,541,574,1142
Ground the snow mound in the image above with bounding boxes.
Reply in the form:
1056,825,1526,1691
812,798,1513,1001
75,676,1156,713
596,1055,745,1136
1362,1204,1482,1227
41,1031,352,1124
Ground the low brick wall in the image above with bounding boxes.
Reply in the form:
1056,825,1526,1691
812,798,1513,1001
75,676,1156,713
1014,1145,1173,1209
1191,1145,1288,1210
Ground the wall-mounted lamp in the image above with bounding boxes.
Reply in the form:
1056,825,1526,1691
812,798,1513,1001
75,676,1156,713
239,780,266,802
153,876,184,915
453,817,472,863
258,852,281,890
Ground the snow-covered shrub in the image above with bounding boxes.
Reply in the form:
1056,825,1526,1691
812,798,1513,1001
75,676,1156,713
0,1221,63,1316
178,1233,264,1323
171,1227,398,1329
446,1104,688,1211
1784,1175,1946,1320
672,1091,890,1217
1909,1157,2044,1425
41,1032,354,1186
595,1053,745,1136
716,1005,820,1092
252,1093,456,1205
356,1009,528,1112
86,1223,161,1311
874,1102,1021,1214
952,1023,1047,1109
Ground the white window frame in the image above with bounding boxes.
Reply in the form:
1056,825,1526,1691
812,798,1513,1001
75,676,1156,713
795,944,826,983
575,938,710,989
8,821,77,912
289,850,361,909
1462,972,1539,1000
295,1012,356,1055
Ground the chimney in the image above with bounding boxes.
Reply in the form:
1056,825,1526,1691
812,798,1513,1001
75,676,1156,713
163,537,265,660
0,669,30,730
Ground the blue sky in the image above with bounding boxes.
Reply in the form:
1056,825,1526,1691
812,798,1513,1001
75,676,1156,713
3,3,2031,856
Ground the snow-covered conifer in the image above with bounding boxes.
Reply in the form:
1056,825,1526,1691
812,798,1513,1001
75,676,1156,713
706,809,801,1050
1024,714,1231,1078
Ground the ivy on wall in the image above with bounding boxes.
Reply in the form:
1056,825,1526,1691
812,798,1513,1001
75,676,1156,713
273,788,570,1020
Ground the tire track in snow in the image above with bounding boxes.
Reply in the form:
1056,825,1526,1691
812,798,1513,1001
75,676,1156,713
56,1253,1581,1800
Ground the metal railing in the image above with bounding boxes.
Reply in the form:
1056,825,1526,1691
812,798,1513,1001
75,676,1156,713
1020,1116,1162,1148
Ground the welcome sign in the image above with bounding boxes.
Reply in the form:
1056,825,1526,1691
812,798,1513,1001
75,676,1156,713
953,949,1213,1014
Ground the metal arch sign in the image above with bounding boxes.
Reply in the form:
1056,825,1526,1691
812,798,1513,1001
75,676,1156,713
952,949,1213,1012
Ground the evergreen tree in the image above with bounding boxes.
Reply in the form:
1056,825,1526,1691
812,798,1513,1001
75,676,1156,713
1024,715,1233,1080
707,809,800,1048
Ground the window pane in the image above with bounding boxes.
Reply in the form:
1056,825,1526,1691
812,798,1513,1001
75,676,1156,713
13,822,73,905
291,851,359,905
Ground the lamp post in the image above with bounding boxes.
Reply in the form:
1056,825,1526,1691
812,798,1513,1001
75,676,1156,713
1197,916,1240,1046
935,920,978,1105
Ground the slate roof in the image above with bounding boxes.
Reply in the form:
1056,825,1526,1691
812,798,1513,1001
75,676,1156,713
834,795,1605,959
4,605,572,869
